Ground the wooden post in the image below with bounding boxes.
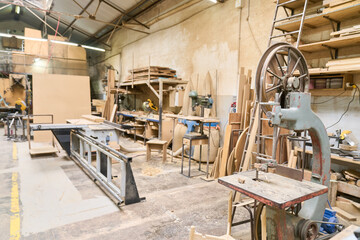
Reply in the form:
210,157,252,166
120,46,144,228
328,180,338,207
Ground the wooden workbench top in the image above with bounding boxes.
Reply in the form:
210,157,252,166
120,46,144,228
218,170,328,209
164,114,220,123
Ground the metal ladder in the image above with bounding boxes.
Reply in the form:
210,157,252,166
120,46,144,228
239,0,309,171
268,0,309,48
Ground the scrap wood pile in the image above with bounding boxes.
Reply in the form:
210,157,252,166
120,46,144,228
328,170,360,225
210,69,255,178
125,66,181,82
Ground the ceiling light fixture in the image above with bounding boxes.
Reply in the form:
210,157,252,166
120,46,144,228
208,0,217,3
0,33,106,52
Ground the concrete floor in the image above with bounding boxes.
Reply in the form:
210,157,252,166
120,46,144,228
0,130,251,240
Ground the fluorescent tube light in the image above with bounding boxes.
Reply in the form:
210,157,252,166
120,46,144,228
208,0,217,3
81,45,106,52
0,32,106,52
50,40,78,46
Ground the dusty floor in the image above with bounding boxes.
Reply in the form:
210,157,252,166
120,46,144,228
0,129,251,240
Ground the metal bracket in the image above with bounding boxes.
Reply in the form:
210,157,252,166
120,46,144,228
322,44,338,59
323,16,341,32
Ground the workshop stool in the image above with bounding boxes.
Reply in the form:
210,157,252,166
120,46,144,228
146,139,168,162
181,133,209,177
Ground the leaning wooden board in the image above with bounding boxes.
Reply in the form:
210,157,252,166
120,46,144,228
32,73,91,142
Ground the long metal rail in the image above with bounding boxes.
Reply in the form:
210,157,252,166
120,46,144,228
70,130,142,205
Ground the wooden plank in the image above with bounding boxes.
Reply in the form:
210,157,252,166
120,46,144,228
337,181,360,198
33,73,91,142
241,84,250,130
236,68,246,114
261,206,266,240
219,124,233,177
328,180,338,207
110,104,117,122
29,146,58,156
234,127,249,172
333,207,357,221
330,225,360,240
81,114,105,123
242,106,259,171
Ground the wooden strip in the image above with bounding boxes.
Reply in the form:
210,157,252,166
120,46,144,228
333,207,357,221
337,181,360,198
242,106,259,171
234,127,249,172
219,125,232,177
82,114,104,123
236,68,246,114
109,104,117,122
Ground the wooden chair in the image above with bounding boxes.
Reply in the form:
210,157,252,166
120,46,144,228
146,139,168,162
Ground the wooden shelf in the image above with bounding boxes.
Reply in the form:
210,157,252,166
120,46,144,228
278,0,322,10
299,34,360,52
275,4,360,32
309,67,360,75
119,79,186,87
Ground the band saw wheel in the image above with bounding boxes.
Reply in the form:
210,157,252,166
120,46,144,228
255,42,309,113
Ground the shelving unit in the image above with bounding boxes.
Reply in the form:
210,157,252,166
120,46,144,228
275,4,360,32
116,78,187,140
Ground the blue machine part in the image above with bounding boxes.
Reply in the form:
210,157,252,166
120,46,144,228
178,119,198,134
320,208,338,234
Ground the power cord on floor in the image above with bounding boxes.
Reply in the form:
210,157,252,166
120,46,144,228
326,84,359,129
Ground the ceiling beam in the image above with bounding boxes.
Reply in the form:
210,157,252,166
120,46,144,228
85,0,162,46
46,14,111,49
62,0,95,35
102,0,149,29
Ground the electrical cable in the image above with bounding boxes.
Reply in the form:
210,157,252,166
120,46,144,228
311,90,346,104
326,86,358,129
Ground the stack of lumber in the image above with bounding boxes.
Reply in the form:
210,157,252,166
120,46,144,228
325,57,360,72
330,25,360,38
92,99,106,115
327,170,360,225
323,0,360,13
125,66,180,82
210,68,254,178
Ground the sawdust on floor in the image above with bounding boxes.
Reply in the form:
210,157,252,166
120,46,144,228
142,166,162,176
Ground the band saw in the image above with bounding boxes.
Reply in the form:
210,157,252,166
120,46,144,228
219,42,336,239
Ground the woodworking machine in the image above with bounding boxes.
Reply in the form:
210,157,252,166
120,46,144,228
189,90,213,114
219,43,338,240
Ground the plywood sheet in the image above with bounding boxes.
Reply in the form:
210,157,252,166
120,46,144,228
24,28,48,56
32,73,91,142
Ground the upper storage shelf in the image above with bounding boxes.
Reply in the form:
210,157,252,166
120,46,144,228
299,33,360,52
275,3,360,32
278,0,322,10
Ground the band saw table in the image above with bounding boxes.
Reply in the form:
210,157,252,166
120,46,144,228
218,170,328,210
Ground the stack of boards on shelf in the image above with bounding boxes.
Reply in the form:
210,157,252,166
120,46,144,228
210,69,253,179
323,0,360,13
331,25,360,38
125,66,181,82
325,57,360,72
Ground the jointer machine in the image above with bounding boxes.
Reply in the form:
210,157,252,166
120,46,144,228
219,43,342,239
